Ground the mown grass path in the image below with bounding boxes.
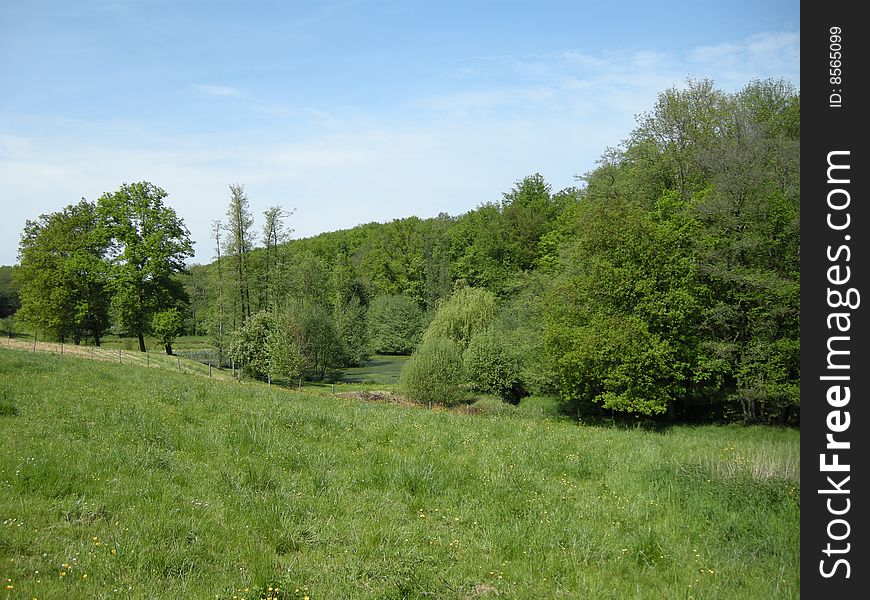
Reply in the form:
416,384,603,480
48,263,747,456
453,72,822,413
0,348,798,599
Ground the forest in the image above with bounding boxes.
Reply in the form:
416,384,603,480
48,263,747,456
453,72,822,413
2,78,800,425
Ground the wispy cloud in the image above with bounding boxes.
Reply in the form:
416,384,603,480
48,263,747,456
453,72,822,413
193,84,242,97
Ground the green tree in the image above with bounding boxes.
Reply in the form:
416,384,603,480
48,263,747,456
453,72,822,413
0,315,16,339
300,303,342,380
271,309,309,383
151,307,185,355
0,266,20,318
97,182,194,352
400,337,464,407
367,294,425,354
500,173,559,271
225,184,254,325
228,310,274,378
422,286,497,351
262,205,293,310
15,200,111,344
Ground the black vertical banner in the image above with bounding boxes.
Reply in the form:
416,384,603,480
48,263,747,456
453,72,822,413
802,1,869,597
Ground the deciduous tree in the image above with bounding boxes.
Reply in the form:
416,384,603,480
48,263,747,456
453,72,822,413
97,182,193,352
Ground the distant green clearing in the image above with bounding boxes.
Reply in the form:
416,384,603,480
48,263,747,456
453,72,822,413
340,354,409,384
0,348,799,599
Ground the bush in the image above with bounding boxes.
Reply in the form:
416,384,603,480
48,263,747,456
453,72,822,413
463,329,524,403
400,337,464,406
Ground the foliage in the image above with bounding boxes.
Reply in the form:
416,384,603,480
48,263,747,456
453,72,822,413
0,315,15,339
270,309,309,382
0,265,20,318
228,310,275,378
224,184,255,324
333,295,369,366
15,200,111,345
400,336,464,406
463,329,524,403
9,79,800,424
367,294,425,354
151,308,185,355
422,286,497,351
543,78,799,423
300,303,343,380
97,182,193,352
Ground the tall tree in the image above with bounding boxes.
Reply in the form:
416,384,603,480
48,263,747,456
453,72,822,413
97,182,193,352
15,200,110,344
262,205,293,309
210,219,227,363
225,184,254,325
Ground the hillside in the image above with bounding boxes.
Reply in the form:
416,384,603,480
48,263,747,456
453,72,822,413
0,348,798,599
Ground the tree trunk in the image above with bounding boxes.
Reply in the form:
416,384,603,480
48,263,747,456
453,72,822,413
165,343,173,355
138,331,146,352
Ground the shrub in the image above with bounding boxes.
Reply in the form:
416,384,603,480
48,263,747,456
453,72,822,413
400,337,464,406
463,329,524,403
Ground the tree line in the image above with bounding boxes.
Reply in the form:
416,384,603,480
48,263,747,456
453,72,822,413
5,78,799,424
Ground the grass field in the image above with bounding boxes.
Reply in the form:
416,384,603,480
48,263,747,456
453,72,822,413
0,348,799,599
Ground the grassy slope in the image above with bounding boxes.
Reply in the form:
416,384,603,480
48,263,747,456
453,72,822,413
0,348,799,599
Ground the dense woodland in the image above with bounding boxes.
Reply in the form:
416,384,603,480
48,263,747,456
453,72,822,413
2,79,799,425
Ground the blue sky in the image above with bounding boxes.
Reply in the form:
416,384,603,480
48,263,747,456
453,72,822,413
0,0,799,266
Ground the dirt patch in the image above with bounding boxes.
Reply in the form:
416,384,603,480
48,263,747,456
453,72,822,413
469,583,499,597
335,390,413,405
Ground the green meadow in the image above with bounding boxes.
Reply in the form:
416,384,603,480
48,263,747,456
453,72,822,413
0,348,798,599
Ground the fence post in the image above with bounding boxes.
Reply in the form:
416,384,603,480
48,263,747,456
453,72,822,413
208,362,212,377
267,374,271,386
60,341,63,355
177,357,181,372
297,378,301,392
147,353,150,368
119,347,122,364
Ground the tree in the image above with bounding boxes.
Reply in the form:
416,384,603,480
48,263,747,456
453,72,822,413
97,182,194,352
209,219,227,365
228,310,274,378
15,200,110,344
225,184,255,325
367,294,425,354
0,266,20,318
300,303,342,381
500,173,559,271
271,309,309,382
152,307,185,355
262,205,293,309
422,286,497,351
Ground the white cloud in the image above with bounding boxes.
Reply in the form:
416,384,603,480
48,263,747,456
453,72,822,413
192,84,242,97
